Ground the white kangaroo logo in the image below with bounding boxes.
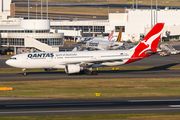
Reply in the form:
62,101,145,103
139,30,162,56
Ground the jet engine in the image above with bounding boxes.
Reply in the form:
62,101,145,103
65,64,82,74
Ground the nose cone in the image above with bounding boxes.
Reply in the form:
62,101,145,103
5,59,14,67
5,59,11,66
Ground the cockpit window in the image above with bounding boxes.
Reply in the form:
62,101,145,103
9,57,17,60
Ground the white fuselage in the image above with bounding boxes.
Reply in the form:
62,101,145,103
6,50,135,69
92,36,117,41
86,40,123,50
78,36,117,43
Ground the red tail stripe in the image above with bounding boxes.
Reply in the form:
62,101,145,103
108,30,114,41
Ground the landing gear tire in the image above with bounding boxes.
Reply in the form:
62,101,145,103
22,68,27,76
86,70,92,75
23,72,27,76
92,71,98,75
79,70,85,74
86,71,98,75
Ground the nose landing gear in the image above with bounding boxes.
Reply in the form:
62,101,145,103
22,68,26,76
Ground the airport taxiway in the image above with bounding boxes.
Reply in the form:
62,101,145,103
1,97,180,116
1,68,180,81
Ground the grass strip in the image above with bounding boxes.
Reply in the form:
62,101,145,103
1,78,180,98
16,6,125,16
1,113,180,120
0,68,64,73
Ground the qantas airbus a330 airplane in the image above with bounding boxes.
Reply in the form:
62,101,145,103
6,23,165,75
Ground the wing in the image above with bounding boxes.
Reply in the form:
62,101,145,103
60,57,143,65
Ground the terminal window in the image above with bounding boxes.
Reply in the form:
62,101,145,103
1,38,24,46
115,26,125,32
36,38,63,46
50,26,105,33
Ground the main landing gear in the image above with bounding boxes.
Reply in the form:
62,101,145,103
22,68,26,76
86,68,98,75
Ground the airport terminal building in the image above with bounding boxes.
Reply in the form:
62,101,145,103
0,0,64,54
0,19,64,54
50,9,180,42
1,0,180,53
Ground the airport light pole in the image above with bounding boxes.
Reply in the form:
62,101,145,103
151,0,153,28
108,7,109,22
41,0,42,19
28,0,29,19
156,0,158,24
47,0,48,19
136,0,138,9
132,0,134,9
36,4,37,19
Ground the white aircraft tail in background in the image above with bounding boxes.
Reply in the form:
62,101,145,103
108,30,114,41
117,27,123,42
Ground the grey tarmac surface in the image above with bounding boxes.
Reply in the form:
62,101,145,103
1,68,180,81
1,97,180,116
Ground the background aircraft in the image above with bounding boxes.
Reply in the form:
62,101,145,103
74,27,124,51
77,29,115,43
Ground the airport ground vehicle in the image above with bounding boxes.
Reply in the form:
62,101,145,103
6,23,165,75
159,51,170,56
159,43,180,56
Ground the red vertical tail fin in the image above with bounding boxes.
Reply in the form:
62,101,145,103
132,23,165,53
126,23,165,64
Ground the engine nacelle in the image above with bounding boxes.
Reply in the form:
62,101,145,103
65,64,81,74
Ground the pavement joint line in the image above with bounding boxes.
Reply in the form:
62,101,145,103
1,108,180,114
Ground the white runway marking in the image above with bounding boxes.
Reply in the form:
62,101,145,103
169,105,180,107
128,99,180,102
